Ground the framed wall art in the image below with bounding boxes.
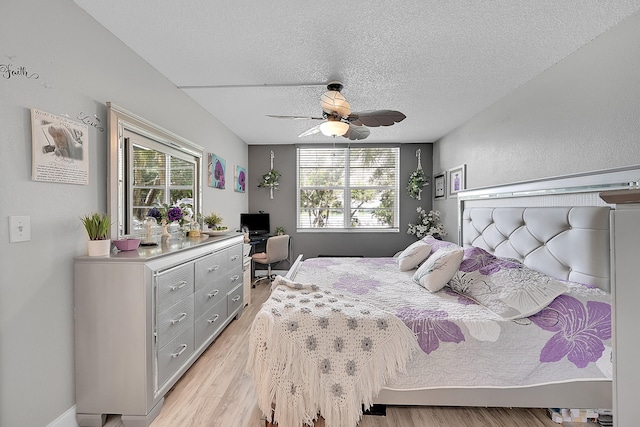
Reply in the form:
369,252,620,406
31,108,89,185
448,164,466,196
434,172,446,200
234,165,246,193
208,153,226,189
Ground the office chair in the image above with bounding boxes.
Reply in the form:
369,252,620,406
252,234,290,286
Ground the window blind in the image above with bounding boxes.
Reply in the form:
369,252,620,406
297,146,399,231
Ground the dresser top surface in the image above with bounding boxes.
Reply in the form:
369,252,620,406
75,233,244,264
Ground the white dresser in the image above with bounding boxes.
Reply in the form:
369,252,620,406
74,233,244,427
600,191,640,427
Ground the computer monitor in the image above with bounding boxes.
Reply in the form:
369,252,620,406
240,213,270,235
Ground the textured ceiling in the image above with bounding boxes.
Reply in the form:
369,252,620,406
74,0,640,145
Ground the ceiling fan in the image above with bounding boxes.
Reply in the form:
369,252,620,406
267,81,406,140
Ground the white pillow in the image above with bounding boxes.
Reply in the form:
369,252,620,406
397,240,433,271
413,247,464,292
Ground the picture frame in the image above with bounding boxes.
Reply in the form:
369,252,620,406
208,153,226,189
234,165,246,193
434,172,446,200
31,108,89,185
448,164,466,196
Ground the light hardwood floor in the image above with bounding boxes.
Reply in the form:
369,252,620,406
103,282,596,427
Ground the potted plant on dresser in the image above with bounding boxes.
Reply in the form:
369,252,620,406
81,212,112,256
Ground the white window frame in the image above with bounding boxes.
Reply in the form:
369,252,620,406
296,145,400,233
125,131,198,232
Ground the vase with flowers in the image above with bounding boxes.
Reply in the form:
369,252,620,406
407,207,446,239
147,201,196,240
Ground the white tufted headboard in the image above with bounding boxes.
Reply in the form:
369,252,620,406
462,206,611,291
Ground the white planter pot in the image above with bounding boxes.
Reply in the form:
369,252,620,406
87,239,111,256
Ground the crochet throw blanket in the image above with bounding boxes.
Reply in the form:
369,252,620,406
247,276,419,427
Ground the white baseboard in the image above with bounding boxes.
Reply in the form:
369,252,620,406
47,405,77,427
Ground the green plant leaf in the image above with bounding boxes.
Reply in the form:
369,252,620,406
81,212,111,240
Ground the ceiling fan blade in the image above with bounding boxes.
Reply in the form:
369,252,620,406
298,124,322,138
267,114,324,120
342,124,370,141
348,110,406,127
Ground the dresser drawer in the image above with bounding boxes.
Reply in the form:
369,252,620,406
157,326,194,388
194,251,227,291
157,294,194,348
227,244,243,268
194,278,231,319
227,283,243,318
195,298,228,349
227,266,243,292
156,263,194,313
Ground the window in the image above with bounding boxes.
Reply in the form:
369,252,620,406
108,103,203,239
297,146,399,231
125,130,198,232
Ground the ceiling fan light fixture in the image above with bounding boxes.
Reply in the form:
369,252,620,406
268,81,404,141
320,120,349,137
320,90,351,117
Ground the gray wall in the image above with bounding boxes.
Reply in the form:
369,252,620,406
0,1,248,426
248,144,434,262
433,11,640,238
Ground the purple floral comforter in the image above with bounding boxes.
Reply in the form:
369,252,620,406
292,257,612,389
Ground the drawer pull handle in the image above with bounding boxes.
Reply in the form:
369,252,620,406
207,290,220,298
171,344,188,358
170,281,187,291
230,255,239,261
230,275,240,282
170,312,187,325
207,314,220,324
208,265,220,272
231,295,241,302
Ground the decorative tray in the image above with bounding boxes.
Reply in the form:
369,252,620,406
203,229,231,236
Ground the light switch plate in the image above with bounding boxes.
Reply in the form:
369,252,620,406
9,216,31,243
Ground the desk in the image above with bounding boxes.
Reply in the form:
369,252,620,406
248,235,269,280
248,234,270,253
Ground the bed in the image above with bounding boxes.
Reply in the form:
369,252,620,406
247,168,638,427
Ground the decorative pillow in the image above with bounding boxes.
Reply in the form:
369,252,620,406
448,247,568,320
397,240,433,271
421,236,462,256
413,247,464,292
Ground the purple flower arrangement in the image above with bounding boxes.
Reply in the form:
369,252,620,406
146,202,194,226
167,206,182,222
147,207,162,222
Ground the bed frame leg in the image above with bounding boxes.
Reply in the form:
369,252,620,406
364,404,387,416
